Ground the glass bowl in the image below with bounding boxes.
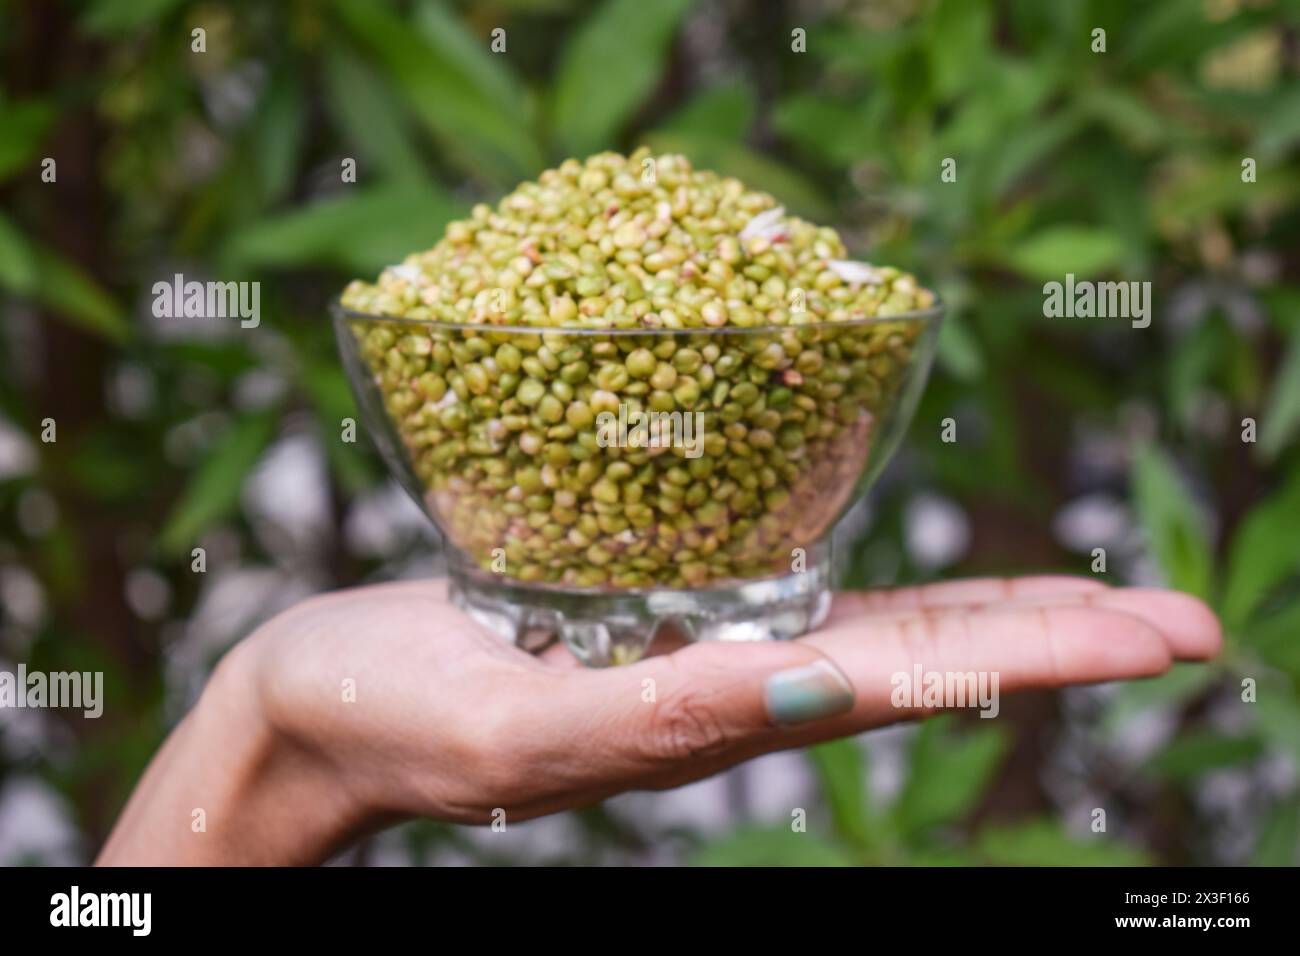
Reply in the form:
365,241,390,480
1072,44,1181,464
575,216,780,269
333,301,942,664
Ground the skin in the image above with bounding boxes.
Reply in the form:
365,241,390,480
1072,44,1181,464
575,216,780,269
96,575,1221,866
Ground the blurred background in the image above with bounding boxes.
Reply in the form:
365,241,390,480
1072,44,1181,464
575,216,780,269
1,0,1298,866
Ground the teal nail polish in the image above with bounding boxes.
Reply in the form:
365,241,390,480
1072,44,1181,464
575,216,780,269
765,660,854,726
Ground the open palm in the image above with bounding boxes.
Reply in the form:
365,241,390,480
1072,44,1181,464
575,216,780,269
99,574,1219,864
248,575,1220,830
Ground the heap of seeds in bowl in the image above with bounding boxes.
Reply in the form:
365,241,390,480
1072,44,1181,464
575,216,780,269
340,149,938,589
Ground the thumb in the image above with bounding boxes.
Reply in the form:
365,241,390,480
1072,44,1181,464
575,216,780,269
563,640,856,790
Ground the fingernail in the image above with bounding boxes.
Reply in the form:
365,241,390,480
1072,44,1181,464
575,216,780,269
765,660,855,726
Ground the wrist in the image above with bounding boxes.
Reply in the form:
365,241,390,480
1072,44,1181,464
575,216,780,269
196,640,374,864
98,637,378,866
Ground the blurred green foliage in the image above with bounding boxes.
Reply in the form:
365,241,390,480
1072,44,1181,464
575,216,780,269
1,0,1298,865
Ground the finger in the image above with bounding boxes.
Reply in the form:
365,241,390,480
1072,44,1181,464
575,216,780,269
518,601,1179,804
996,587,1222,660
651,604,1173,763
605,576,1116,663
535,585,1220,674
827,575,1108,623
799,603,1172,729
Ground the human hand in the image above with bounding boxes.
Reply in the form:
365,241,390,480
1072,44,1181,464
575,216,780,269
97,575,1220,865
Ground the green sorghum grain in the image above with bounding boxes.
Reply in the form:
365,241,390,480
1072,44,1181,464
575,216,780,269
341,150,936,588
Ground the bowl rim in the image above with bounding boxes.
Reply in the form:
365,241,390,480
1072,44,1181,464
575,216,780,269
329,296,944,337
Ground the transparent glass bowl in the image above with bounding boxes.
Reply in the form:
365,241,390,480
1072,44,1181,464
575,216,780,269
333,301,942,664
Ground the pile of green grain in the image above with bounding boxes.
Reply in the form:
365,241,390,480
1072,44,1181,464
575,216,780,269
340,150,936,588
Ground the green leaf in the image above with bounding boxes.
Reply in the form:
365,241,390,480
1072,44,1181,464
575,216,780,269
642,131,834,221
1254,86,1300,161
299,355,359,428
1168,316,1225,427
1251,800,1298,866
224,183,466,276
690,825,858,867
0,211,38,293
1145,732,1265,781
323,44,426,184
815,27,905,81
334,0,541,182
905,846,981,866
411,0,527,120
160,341,261,381
896,716,1007,839
985,107,1085,198
552,0,693,156
1152,158,1296,230
936,313,984,381
1255,686,1300,766
297,356,376,494
81,0,186,35
771,94,877,169
32,247,131,342
1221,470,1300,630
807,739,869,845
65,430,157,503
159,413,278,556
1078,85,1173,151
251,68,307,204
1006,226,1126,281
976,819,1150,866
938,55,1062,157
661,83,756,141
1244,596,1300,676
1123,0,1274,69
0,99,56,181
1258,331,1300,461
923,0,992,100
1130,445,1214,600
1102,663,1213,735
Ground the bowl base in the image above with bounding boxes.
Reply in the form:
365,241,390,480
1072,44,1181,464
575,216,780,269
447,545,833,667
